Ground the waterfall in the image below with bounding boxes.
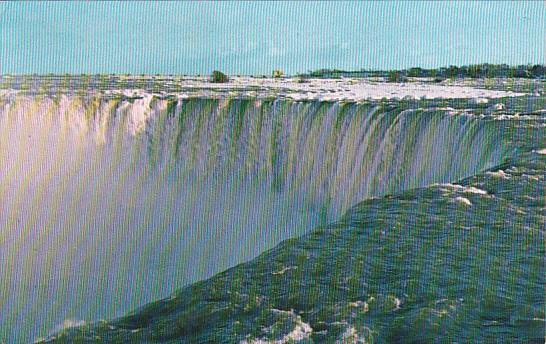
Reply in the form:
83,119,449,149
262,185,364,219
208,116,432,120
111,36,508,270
0,94,507,341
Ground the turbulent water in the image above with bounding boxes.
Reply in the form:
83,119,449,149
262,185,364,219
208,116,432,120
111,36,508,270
0,88,543,342
57,149,545,343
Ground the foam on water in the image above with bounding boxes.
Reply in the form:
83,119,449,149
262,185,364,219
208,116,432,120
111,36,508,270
455,196,473,206
98,77,526,101
486,169,510,179
437,183,489,195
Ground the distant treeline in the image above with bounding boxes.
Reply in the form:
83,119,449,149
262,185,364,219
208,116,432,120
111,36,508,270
304,64,546,79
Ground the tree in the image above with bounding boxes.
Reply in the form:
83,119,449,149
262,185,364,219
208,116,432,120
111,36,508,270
407,67,423,77
387,71,407,82
531,64,545,78
445,65,459,79
211,70,229,83
272,70,284,78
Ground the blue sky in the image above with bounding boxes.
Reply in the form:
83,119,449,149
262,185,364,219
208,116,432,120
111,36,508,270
0,1,544,75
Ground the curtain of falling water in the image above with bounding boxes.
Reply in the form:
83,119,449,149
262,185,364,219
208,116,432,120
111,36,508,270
0,94,507,341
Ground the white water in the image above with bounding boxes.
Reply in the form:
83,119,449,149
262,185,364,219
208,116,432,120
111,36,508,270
0,94,507,341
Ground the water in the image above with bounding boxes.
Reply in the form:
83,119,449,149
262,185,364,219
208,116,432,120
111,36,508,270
0,88,541,342
47,99,545,343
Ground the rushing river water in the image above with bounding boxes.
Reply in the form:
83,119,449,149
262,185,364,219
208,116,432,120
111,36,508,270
0,88,543,342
